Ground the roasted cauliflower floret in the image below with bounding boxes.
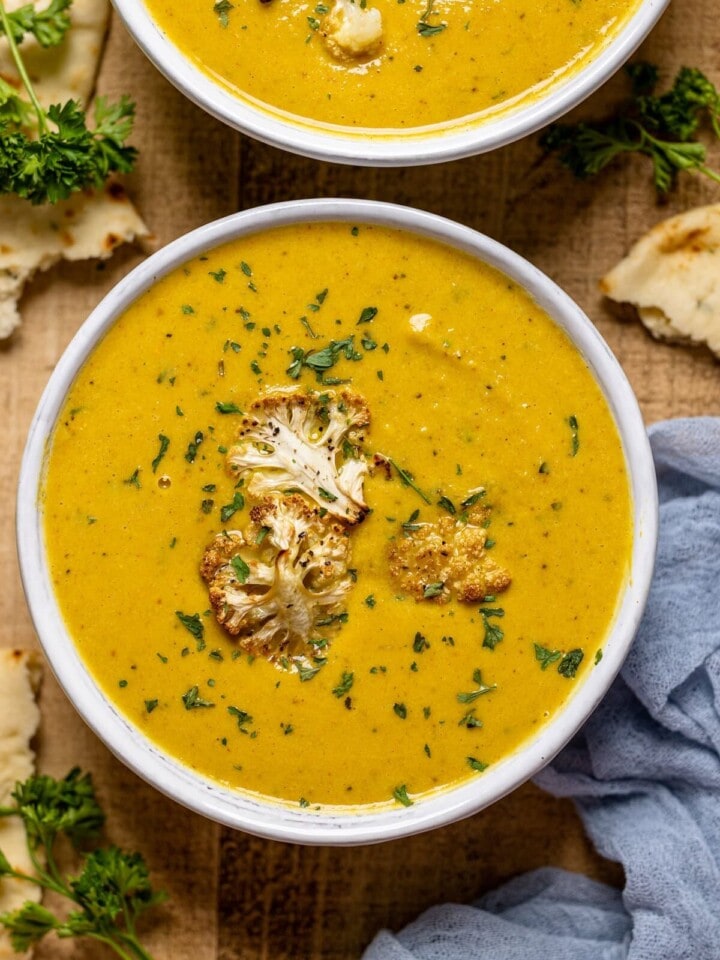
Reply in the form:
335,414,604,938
227,388,370,524
201,494,353,665
388,503,512,604
322,0,383,60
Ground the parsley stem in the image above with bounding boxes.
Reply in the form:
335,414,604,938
0,0,48,133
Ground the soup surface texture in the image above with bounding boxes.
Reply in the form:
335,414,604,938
142,0,639,133
43,222,631,810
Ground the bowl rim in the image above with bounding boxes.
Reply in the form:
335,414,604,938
17,198,658,845
109,0,671,166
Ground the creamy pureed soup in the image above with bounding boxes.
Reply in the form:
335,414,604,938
43,222,631,810
142,0,640,133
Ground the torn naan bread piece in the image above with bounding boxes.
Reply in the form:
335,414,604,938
0,650,42,959
0,0,148,340
600,204,720,357
0,183,149,339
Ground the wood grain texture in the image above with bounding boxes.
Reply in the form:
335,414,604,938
0,0,717,956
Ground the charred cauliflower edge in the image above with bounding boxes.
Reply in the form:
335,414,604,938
201,388,369,669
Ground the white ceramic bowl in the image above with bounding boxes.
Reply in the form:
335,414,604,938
17,199,658,844
111,0,670,166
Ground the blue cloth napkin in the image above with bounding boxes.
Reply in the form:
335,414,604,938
364,418,720,960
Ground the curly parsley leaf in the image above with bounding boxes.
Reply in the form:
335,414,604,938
0,0,138,204
0,769,164,958
541,63,720,193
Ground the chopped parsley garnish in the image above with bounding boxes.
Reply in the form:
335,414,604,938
567,415,580,456
481,607,504,650
393,702,407,719
255,525,270,545
209,267,227,283
387,458,431,504
175,611,205,650
423,582,444,599
437,495,456,515
286,336,362,382
357,306,378,324
181,304,195,315
220,491,245,523
151,434,170,473
227,705,253,731
413,631,429,653
215,401,243,414
318,487,338,502
315,611,348,627
466,757,488,773
181,686,214,709
365,595,376,608
122,468,141,489
594,649,604,665
534,643,562,670
184,431,204,463
460,489,486,509
144,699,158,714
458,709,482,729
457,668,496,703
558,648,584,678
393,784,413,806
332,671,354,698
240,261,252,277
417,0,446,35
213,0,234,27
298,661,325,682
230,555,250,584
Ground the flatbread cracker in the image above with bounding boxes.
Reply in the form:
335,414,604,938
600,204,720,357
0,650,41,959
0,0,148,339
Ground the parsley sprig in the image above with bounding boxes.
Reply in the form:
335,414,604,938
541,63,720,193
0,0,138,204
0,768,165,959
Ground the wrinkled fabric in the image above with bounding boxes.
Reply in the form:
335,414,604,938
364,418,720,960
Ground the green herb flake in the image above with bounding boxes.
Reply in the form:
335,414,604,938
393,784,413,806
412,632,429,653
594,649,604,665
467,756,489,773
227,705,253,731
181,686,215,709
181,304,195,315
209,267,227,283
480,608,504,650
388,458,431,504
332,671,354,698
122,467,141,489
230,555,250,584
151,434,170,473
457,669,496,703
423,582,445,599
558,648,584,678
144,699,158,714
365,595,376,608
220,491,245,523
357,306,378,325
213,0,234,27
393,702,407,719
534,643,562,670
215,401,243,414
175,611,205,650
567,415,580,456
184,431,204,463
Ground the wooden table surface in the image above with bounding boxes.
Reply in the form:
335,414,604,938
2,1,719,957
